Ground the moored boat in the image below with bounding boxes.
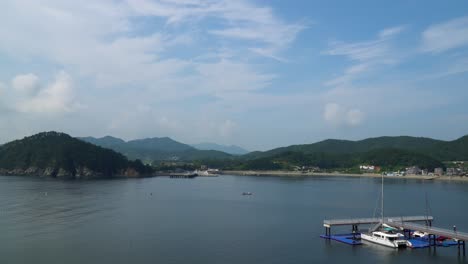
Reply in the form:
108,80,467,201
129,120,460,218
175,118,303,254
361,231,411,248
360,174,411,248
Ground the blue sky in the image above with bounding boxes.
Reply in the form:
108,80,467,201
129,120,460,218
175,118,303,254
0,0,468,151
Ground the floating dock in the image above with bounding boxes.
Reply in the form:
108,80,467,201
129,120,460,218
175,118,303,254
323,216,433,237
324,216,433,227
321,216,467,256
320,233,362,245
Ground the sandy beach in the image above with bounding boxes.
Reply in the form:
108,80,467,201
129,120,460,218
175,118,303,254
220,170,468,182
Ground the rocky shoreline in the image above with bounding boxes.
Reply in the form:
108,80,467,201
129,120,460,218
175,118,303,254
0,166,146,179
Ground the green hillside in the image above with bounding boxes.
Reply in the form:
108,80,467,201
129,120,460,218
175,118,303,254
244,135,468,161
231,148,443,171
0,132,152,178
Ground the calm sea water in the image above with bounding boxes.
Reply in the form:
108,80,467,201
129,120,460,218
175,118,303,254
0,175,467,263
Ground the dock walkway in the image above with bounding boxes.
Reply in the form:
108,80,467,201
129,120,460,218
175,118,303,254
324,216,433,227
387,221,468,241
323,215,433,237
387,220,467,255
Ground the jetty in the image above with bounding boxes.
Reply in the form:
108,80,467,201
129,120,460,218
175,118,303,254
169,173,198,178
323,215,433,236
322,215,467,256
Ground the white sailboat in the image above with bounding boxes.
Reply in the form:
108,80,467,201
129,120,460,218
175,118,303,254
360,174,411,248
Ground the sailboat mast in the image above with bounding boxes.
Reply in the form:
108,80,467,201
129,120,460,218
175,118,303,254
381,173,384,225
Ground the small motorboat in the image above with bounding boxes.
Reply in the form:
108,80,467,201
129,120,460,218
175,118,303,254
413,230,428,238
242,192,253,196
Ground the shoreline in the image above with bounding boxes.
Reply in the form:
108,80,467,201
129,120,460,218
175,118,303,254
220,170,468,182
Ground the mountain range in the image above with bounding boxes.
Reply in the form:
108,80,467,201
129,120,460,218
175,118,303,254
244,135,468,161
79,136,233,162
1,132,467,177
191,142,248,155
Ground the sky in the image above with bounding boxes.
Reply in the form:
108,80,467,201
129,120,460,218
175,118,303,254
0,0,468,151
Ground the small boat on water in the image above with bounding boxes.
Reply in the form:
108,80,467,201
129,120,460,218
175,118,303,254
242,192,253,196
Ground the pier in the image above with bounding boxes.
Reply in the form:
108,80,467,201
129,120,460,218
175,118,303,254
169,174,198,178
322,215,467,256
323,215,433,236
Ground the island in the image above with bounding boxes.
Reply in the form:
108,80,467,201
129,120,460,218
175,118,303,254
0,132,153,179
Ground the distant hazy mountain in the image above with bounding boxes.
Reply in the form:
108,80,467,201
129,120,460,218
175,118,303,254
79,136,232,162
0,132,152,178
192,142,249,155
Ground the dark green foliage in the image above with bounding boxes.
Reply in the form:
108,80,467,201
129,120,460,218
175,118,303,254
128,159,153,174
0,132,152,177
245,135,468,162
152,162,198,171
240,157,283,170
199,148,445,171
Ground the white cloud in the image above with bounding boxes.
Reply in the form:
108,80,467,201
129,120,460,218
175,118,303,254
14,71,80,114
323,103,342,125
11,73,39,95
323,103,365,127
0,0,299,101
422,16,468,53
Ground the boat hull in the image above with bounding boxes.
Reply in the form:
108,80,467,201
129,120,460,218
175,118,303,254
361,233,409,248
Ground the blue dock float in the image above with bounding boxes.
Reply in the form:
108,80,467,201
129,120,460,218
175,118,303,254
320,233,362,245
407,236,460,249
408,238,430,248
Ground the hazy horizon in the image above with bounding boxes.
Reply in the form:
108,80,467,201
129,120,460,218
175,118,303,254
1,1,468,150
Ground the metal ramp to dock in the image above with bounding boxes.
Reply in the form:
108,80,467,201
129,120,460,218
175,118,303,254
323,216,433,227
386,221,467,255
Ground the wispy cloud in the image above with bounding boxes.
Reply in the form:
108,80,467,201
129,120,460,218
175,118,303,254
127,0,306,60
324,26,405,86
422,16,468,53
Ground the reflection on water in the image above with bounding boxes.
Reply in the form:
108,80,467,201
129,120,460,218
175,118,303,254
0,175,467,264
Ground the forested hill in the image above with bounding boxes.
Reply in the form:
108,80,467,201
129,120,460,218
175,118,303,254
0,132,152,178
245,135,468,161
236,148,444,171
